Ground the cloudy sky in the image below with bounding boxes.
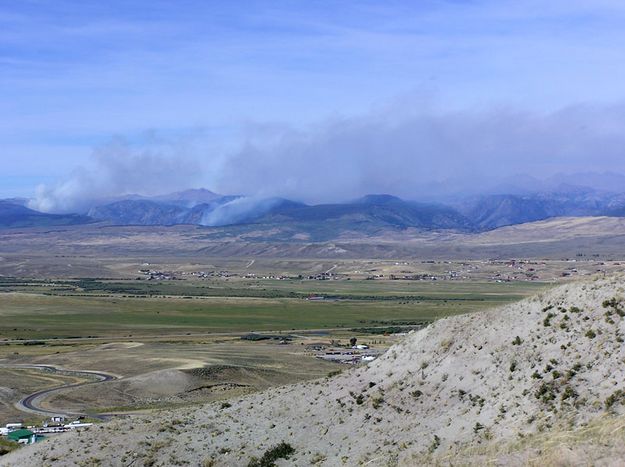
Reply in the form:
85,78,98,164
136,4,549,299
3,1,625,207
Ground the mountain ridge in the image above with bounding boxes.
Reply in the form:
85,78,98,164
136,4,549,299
6,186,625,234
0,201,92,229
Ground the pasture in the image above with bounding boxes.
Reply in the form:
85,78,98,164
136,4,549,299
0,267,551,424
0,279,547,340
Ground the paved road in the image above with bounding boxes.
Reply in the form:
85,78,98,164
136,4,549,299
2,364,118,419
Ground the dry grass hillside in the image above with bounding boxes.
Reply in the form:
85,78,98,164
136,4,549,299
44,365,297,414
2,216,625,274
468,216,625,244
4,276,625,466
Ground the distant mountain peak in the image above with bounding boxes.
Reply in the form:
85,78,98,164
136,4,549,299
353,194,404,205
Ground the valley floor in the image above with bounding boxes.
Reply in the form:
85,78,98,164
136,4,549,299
3,275,625,466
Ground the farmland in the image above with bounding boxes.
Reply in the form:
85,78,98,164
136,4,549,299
0,278,545,340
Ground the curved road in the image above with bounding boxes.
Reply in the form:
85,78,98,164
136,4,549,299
1,364,118,420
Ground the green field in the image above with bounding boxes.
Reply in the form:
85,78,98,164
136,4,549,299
0,279,548,340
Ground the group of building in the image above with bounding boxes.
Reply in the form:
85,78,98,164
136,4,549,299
309,343,380,364
0,417,93,445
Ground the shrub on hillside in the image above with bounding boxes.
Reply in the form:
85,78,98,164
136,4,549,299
605,390,625,409
603,298,625,317
428,435,441,453
543,313,556,326
247,442,295,467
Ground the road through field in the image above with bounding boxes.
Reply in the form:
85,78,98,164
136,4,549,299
1,364,118,419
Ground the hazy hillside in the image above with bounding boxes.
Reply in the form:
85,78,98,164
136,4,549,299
88,197,301,226
88,200,189,225
87,193,474,234
0,201,91,229
62,188,625,232
457,190,625,229
6,276,625,466
151,188,222,206
257,194,473,232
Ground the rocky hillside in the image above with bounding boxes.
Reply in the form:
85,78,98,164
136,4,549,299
4,276,625,466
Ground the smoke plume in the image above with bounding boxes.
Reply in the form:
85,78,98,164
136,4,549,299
30,137,203,213
214,103,625,202
30,101,625,214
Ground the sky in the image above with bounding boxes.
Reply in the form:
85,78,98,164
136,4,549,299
3,0,625,208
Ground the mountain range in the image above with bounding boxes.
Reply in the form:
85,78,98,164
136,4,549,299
0,200,92,229
4,186,625,236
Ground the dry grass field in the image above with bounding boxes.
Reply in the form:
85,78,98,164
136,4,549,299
0,280,546,339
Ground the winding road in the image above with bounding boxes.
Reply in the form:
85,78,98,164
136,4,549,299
1,364,118,419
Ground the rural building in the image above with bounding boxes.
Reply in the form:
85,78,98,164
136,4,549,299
44,416,66,428
1,423,23,436
7,429,43,444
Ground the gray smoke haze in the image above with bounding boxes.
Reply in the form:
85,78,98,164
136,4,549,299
31,101,625,214
31,137,203,213
214,103,625,203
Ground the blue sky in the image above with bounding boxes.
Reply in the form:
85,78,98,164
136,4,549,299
3,1,625,202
